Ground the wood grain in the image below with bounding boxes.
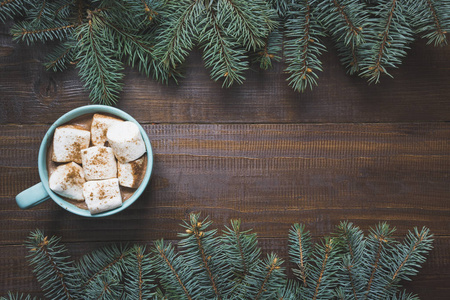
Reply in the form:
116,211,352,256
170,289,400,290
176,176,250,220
1,20,450,299
1,123,449,240
1,25,450,124
1,123,449,297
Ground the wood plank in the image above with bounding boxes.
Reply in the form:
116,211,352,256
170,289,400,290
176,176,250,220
0,237,449,299
1,26,450,124
1,123,448,243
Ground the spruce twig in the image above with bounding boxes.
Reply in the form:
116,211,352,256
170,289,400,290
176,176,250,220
123,245,156,300
222,219,261,297
363,223,396,300
200,3,248,88
359,0,414,83
178,213,232,299
0,0,23,23
246,253,286,300
83,275,122,300
44,41,76,72
390,291,420,300
152,240,198,299
221,0,276,51
288,223,312,287
334,221,366,299
284,0,327,92
2,214,436,299
75,10,124,105
25,230,78,300
309,237,339,300
77,243,130,293
154,0,202,71
222,219,260,278
408,0,450,46
380,227,433,298
11,23,76,45
3,0,449,103
317,0,368,74
0,293,39,300
254,28,283,70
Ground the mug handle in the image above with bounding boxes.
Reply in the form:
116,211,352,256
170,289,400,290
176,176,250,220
16,182,50,209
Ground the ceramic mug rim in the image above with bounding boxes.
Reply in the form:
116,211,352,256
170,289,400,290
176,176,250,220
37,105,153,217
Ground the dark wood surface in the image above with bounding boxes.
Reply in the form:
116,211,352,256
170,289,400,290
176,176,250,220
1,21,450,298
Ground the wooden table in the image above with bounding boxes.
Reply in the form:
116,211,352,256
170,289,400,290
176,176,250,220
1,22,449,298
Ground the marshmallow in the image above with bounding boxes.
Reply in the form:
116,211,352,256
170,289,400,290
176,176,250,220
49,162,86,201
52,125,90,164
81,146,117,180
107,121,146,163
118,156,146,188
91,114,124,146
83,178,122,214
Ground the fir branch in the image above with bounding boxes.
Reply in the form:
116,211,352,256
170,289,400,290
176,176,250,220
2,217,437,299
0,0,23,23
154,0,203,70
200,4,248,87
338,39,362,75
409,0,450,46
255,256,280,300
334,221,366,300
245,253,286,300
4,0,450,104
380,227,433,298
359,0,414,83
318,0,366,46
152,239,199,300
344,257,359,300
195,231,220,298
54,3,71,19
389,291,420,300
44,41,76,72
36,0,46,20
76,243,130,292
0,293,39,300
254,28,283,70
362,222,396,300
222,219,261,297
123,245,156,300
220,0,276,51
99,14,173,83
11,22,76,45
25,230,78,300
83,275,123,300
24,0,72,24
269,0,289,18
276,280,301,300
135,0,160,23
317,0,368,74
75,11,124,105
365,240,386,298
288,223,312,287
95,0,156,30
222,219,261,278
178,213,231,299
308,237,339,300
284,0,327,92
254,0,283,70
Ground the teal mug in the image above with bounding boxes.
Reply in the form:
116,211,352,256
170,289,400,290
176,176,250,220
15,105,153,217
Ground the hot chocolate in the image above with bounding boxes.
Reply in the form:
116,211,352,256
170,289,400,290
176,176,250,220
46,113,147,211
